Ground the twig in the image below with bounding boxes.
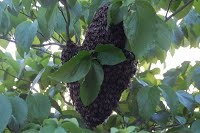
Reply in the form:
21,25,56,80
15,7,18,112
149,122,192,132
165,0,194,22
58,6,68,26
0,36,64,48
32,47,60,58
59,92,73,106
61,0,71,41
19,12,61,43
32,42,65,47
0,36,15,43
20,11,36,19
0,67,31,83
165,0,173,20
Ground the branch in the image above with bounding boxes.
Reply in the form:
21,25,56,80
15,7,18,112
0,67,31,83
0,36,64,48
19,12,61,43
32,47,60,58
32,42,65,48
165,0,194,22
60,0,71,41
165,0,173,20
149,122,192,132
0,36,15,43
59,92,73,106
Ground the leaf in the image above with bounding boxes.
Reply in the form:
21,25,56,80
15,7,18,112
38,0,58,7
175,116,186,125
26,93,51,122
80,61,104,106
9,96,28,125
0,94,12,133
195,94,200,104
40,125,56,133
95,44,126,65
108,1,127,25
15,20,38,57
191,119,200,133
152,111,170,128
176,90,195,111
137,86,160,120
61,122,81,133
0,11,10,35
194,0,200,14
50,51,91,83
22,0,32,13
159,86,179,115
187,63,200,89
54,127,66,133
124,1,171,60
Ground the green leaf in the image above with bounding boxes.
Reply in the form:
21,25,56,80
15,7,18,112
26,93,51,122
176,90,195,111
187,63,200,89
40,125,56,133
124,1,171,60
0,39,9,49
22,0,32,13
191,119,200,133
152,111,170,128
159,86,179,115
9,96,28,125
22,129,38,133
95,44,126,65
137,86,160,120
15,20,38,57
108,1,127,25
80,61,104,106
194,0,200,14
0,11,10,35
0,94,12,133
38,0,58,7
175,116,186,125
195,94,200,104
54,127,66,133
50,51,91,83
61,122,81,133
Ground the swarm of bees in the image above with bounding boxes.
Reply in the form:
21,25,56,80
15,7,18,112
61,4,137,128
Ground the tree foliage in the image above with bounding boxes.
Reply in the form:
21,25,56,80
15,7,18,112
0,0,200,132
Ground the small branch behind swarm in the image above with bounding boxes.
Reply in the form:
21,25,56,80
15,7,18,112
165,0,194,22
60,0,71,42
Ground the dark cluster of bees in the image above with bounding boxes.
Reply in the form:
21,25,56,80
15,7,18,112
61,4,137,128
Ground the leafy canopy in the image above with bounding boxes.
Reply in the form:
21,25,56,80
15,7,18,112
0,0,200,132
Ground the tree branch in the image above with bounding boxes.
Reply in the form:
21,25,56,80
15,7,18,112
165,0,173,20
32,47,60,58
0,36,15,43
32,42,65,48
165,0,194,22
59,92,73,106
60,0,71,42
149,122,192,132
0,67,31,83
